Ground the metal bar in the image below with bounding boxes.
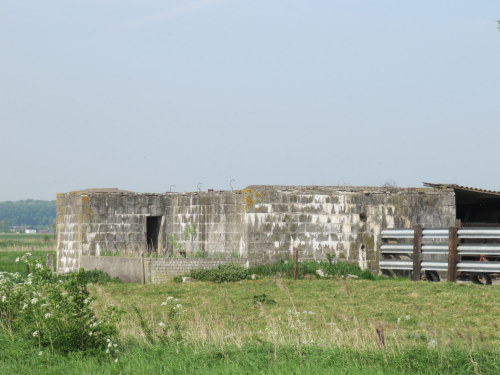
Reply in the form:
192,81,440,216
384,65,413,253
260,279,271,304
422,229,448,238
458,228,500,239
379,260,413,270
458,244,500,255
457,262,500,273
381,229,414,235
381,229,414,239
381,244,413,254
421,261,448,271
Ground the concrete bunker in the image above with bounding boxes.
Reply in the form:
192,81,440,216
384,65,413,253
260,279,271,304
56,184,492,282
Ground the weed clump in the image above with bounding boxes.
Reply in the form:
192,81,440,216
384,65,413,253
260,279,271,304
189,263,249,283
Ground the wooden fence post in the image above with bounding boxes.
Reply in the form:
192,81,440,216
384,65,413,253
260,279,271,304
412,225,423,281
447,227,458,282
46,254,55,272
293,248,299,280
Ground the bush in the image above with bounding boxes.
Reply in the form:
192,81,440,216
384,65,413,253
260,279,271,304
189,263,249,283
0,253,122,358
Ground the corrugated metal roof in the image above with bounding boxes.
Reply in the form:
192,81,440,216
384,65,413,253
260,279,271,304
423,182,500,196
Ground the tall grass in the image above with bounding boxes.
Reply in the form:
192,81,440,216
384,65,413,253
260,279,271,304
249,260,380,280
93,277,500,353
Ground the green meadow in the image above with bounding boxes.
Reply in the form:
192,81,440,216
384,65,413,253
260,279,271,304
0,234,498,374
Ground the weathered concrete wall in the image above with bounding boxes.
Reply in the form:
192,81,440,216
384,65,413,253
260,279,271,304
56,185,456,275
147,258,248,284
81,255,144,283
57,189,246,272
56,193,85,273
243,186,456,271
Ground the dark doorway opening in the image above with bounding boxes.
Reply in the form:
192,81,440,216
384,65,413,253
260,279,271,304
147,216,162,254
455,190,500,225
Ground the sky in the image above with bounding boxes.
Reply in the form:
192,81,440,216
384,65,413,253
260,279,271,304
1,0,499,201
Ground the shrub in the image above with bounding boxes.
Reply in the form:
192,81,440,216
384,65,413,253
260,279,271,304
0,253,122,358
189,264,249,283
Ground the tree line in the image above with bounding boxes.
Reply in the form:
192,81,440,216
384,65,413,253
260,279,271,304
0,200,56,230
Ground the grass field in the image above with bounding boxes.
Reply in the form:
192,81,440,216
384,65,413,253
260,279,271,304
0,234,56,274
0,238,498,374
0,233,55,252
94,278,500,351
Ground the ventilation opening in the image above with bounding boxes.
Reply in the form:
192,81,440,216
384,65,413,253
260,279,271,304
146,216,162,254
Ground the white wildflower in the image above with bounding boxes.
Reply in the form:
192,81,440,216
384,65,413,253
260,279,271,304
44,313,52,319
108,342,113,348
174,304,183,309
30,298,38,304
106,349,110,354
1,296,6,303
113,344,117,347
158,322,165,327
15,258,20,263
166,296,174,302
160,302,167,306
22,303,28,310
33,330,39,337
38,351,43,356
106,338,111,343
397,317,401,324
88,332,93,336
114,358,118,363
405,315,411,321
36,263,43,270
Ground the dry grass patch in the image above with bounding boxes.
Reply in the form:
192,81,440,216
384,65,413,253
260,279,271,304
92,277,500,351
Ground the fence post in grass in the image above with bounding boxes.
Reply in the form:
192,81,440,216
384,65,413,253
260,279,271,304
447,227,458,282
46,253,55,272
412,225,423,281
293,248,299,280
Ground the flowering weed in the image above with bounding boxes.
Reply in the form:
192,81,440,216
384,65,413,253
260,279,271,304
0,253,122,358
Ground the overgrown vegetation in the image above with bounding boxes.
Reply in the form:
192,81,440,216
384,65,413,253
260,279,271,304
249,259,379,280
0,254,122,358
189,263,249,283
177,260,379,284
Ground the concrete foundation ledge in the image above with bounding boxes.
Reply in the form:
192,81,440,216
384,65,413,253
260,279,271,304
80,256,145,283
80,255,250,284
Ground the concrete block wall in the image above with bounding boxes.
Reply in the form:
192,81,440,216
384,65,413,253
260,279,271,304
243,186,456,271
147,258,248,284
165,193,246,257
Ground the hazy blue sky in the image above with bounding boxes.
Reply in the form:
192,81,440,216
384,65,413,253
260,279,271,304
1,0,499,201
